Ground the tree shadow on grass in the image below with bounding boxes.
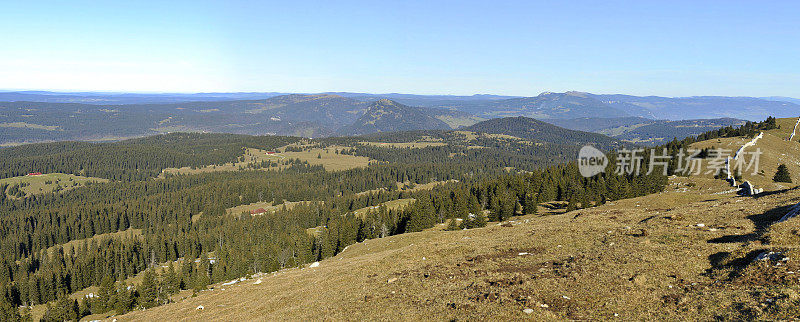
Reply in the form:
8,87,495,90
706,200,798,279
707,202,794,244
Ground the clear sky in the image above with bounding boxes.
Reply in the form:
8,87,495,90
2,1,799,97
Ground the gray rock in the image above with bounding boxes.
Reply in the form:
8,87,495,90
738,181,761,196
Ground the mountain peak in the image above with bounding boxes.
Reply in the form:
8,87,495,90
565,91,590,97
338,100,449,136
374,98,397,105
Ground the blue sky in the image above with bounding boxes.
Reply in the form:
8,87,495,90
1,1,799,96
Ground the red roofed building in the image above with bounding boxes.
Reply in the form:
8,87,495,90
250,208,268,215
27,172,42,176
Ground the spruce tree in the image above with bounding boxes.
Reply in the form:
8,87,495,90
113,282,133,314
566,195,578,212
445,218,460,231
0,295,21,322
523,193,538,215
774,164,793,183
162,263,180,296
98,275,116,311
138,269,158,308
194,255,211,292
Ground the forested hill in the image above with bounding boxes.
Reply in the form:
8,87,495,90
0,133,301,181
337,99,451,136
463,116,625,150
0,114,616,183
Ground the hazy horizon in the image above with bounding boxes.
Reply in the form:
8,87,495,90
1,89,798,100
3,1,799,97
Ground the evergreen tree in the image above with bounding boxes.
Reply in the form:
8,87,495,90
162,263,180,296
522,192,538,215
0,295,22,322
405,196,436,232
445,218,460,231
774,164,793,183
178,259,190,290
97,275,116,312
566,194,578,212
112,282,133,314
138,269,158,308
193,255,211,292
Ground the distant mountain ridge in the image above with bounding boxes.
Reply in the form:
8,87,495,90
2,90,798,146
2,90,798,121
591,94,799,121
0,91,289,104
413,91,800,121
547,117,747,145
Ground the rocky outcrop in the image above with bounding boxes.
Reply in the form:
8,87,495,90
737,181,762,196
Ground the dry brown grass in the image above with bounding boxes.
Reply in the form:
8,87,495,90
359,141,447,148
0,173,109,198
162,145,373,175
0,121,61,131
355,180,458,197
772,116,800,140
690,123,800,191
226,200,320,217
161,148,278,176
352,198,415,217
765,212,800,246
113,175,800,321
278,145,371,171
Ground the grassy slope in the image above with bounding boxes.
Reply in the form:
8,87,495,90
162,145,372,175
278,145,371,172
690,117,800,190
352,198,415,217
117,173,800,320
226,201,320,217
0,173,109,198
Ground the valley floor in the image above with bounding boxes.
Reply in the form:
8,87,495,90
113,176,800,321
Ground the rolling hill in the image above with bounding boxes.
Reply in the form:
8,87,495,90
337,99,451,136
463,116,625,150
